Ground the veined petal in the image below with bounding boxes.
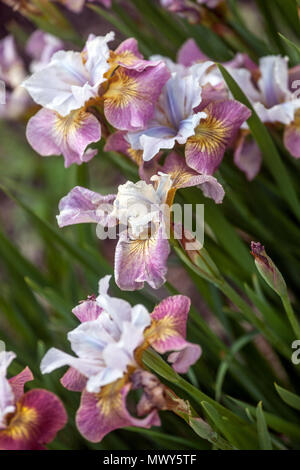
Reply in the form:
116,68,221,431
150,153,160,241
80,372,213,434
0,389,67,450
115,226,170,290
104,63,170,131
147,295,201,373
112,38,159,72
185,100,251,174
72,299,103,323
76,382,160,442
161,152,224,203
57,186,116,227
60,367,87,392
9,367,33,402
26,108,101,168
234,132,262,180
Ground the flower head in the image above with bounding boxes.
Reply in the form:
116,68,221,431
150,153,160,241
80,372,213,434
57,153,223,290
41,276,200,442
23,32,170,166
0,350,66,450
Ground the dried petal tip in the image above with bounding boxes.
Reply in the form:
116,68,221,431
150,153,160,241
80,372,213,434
251,241,287,297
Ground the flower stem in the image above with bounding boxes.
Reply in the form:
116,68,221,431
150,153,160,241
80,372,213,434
281,295,300,340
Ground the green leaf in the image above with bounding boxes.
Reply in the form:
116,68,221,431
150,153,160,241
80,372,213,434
215,331,258,401
201,401,257,450
227,396,300,441
218,64,300,223
256,402,273,450
275,383,300,411
189,417,235,450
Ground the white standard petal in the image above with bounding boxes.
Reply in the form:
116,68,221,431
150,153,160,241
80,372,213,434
254,100,300,125
258,55,291,108
0,351,16,429
84,32,114,87
22,50,92,116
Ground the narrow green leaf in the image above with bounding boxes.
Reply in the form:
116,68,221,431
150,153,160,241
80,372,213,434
256,402,273,450
275,383,300,411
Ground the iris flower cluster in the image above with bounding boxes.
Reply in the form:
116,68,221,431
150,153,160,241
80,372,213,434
1,28,269,447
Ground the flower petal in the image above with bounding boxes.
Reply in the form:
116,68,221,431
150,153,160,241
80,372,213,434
57,186,116,227
161,151,225,203
60,367,87,392
112,38,158,72
148,295,201,373
177,38,208,66
76,382,160,442
185,100,251,174
104,63,170,131
0,389,67,450
26,107,101,168
72,299,103,323
114,226,170,290
284,113,300,159
9,367,33,402
234,132,262,180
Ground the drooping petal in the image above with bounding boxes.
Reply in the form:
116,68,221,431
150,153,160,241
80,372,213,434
147,295,201,373
234,132,262,180
161,151,225,203
9,367,33,402
57,186,116,227
103,63,170,131
76,382,160,443
185,100,251,174
26,107,101,168
0,389,67,450
284,111,300,158
115,226,170,290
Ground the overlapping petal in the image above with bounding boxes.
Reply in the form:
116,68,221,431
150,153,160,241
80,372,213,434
76,382,160,443
57,186,116,227
161,152,225,203
147,295,201,373
23,33,113,117
185,100,251,174
0,389,67,450
26,108,101,167
103,62,170,131
115,225,170,291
